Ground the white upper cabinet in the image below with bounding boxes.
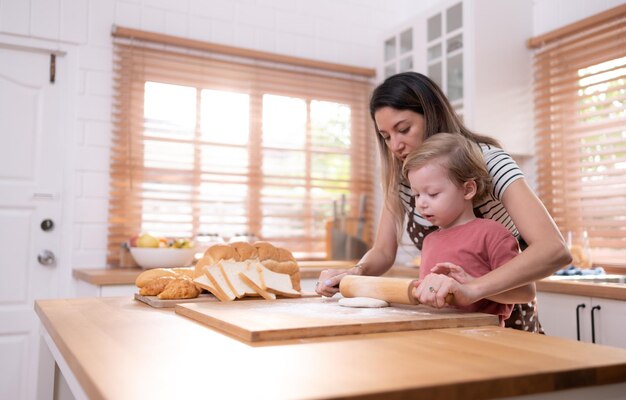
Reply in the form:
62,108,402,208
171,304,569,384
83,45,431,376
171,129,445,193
380,0,534,156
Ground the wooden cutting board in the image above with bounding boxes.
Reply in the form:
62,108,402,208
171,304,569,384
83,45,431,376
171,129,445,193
175,297,498,342
136,291,320,308
134,293,218,308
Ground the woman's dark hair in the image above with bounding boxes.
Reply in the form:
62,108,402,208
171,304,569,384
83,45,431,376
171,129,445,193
370,72,499,146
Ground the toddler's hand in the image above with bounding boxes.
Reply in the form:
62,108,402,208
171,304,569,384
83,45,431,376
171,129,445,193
431,262,473,284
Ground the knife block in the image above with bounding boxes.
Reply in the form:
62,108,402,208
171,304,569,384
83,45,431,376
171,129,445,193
325,218,370,261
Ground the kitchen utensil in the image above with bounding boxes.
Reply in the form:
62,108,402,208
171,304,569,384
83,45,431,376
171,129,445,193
330,197,349,260
175,297,496,342
345,194,368,259
339,275,454,305
356,193,367,240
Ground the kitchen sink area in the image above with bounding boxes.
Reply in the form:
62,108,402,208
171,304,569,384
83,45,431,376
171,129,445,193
546,274,626,285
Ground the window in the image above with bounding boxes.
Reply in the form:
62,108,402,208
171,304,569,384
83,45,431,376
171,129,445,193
532,5,626,267
109,40,374,263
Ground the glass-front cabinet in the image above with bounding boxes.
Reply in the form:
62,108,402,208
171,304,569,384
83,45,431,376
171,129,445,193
384,27,414,78
379,0,534,156
426,1,463,116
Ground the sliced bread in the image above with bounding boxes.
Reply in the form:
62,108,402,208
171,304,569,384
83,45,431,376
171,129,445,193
258,263,301,297
238,268,276,300
193,274,229,302
220,260,258,298
203,264,237,301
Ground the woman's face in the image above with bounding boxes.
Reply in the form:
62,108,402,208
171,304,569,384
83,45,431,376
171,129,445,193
374,107,425,161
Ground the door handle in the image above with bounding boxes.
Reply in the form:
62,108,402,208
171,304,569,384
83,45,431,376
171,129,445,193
37,250,56,266
591,305,601,344
575,303,586,341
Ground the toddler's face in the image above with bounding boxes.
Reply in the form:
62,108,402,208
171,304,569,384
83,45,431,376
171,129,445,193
408,162,470,229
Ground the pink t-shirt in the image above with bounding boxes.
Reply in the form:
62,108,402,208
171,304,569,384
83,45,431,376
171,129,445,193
420,218,519,324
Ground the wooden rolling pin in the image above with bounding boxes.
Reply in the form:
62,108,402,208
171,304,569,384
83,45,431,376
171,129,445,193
339,275,454,305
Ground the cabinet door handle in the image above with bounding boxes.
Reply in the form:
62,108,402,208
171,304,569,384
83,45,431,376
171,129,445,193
591,305,601,344
575,303,586,341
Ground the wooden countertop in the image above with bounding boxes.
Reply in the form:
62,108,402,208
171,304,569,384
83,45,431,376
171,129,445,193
36,296,626,400
73,264,626,302
536,278,626,301
73,261,420,285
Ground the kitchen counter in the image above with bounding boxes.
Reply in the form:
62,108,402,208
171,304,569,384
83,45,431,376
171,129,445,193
536,277,626,301
73,261,420,285
72,264,626,302
36,296,626,400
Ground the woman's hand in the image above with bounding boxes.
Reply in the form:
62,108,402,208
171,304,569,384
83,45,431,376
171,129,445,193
315,266,363,297
430,262,474,284
413,273,479,308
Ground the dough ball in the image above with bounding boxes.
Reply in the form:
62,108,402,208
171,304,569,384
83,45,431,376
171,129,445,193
338,297,389,308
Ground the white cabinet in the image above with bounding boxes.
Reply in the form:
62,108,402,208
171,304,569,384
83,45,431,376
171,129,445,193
75,280,137,297
537,292,626,349
380,0,534,156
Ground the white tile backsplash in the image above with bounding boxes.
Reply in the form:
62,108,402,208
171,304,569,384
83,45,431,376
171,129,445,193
236,3,276,29
74,198,109,223
165,11,188,37
83,120,113,147
78,45,112,71
210,18,234,44
115,1,142,29
82,171,110,198
80,224,109,249
85,70,112,97
143,0,189,13
88,0,115,46
0,0,30,35
76,94,111,121
188,14,213,41
60,0,88,43
71,249,109,268
141,6,166,32
276,10,316,37
31,0,60,40
75,144,110,173
189,0,234,21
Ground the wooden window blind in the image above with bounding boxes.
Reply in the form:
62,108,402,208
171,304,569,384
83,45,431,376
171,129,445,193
532,5,626,266
108,32,375,264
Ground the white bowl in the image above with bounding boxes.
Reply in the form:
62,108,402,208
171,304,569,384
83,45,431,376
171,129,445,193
130,247,196,269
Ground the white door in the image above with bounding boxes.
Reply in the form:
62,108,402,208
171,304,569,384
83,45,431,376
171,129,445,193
0,44,66,400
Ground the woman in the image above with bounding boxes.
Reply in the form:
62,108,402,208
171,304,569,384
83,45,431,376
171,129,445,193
315,72,571,332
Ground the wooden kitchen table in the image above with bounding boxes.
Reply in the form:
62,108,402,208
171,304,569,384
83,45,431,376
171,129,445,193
36,297,626,400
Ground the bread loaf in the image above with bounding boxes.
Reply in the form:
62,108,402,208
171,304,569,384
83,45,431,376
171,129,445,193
134,241,299,302
197,241,301,291
136,267,201,299
136,268,177,288
230,242,256,261
158,276,201,299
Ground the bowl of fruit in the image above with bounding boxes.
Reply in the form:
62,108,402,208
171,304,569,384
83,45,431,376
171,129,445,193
129,233,196,269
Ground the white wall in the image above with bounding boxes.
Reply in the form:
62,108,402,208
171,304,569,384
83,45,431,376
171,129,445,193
532,0,625,36
0,0,416,295
1,0,622,295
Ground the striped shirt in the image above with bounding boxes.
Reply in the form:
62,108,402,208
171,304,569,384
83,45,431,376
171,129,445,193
401,143,525,250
